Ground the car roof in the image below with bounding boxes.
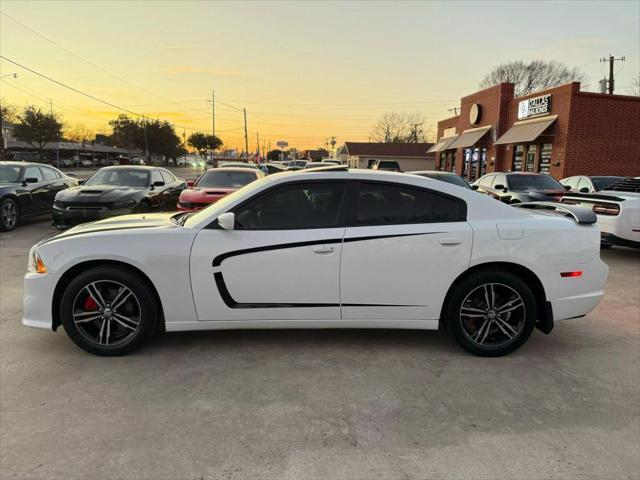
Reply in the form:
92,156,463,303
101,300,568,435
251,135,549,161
99,165,157,170
409,170,459,176
205,167,260,173
0,161,50,168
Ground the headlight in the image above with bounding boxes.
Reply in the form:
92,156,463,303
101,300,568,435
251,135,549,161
28,250,47,274
113,200,136,208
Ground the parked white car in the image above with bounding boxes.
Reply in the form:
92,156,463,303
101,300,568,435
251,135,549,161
23,167,608,357
561,177,640,249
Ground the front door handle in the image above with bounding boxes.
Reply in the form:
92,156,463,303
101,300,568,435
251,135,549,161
313,245,336,254
439,237,462,246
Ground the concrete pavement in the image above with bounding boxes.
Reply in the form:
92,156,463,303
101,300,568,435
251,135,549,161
1,219,638,480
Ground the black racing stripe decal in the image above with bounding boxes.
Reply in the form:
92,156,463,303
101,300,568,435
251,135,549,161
215,271,423,309
211,232,444,267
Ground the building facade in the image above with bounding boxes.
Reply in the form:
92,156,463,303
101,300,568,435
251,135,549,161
430,82,640,181
339,142,435,171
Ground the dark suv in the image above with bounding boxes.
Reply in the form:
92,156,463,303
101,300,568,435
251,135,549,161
370,160,401,172
473,172,568,204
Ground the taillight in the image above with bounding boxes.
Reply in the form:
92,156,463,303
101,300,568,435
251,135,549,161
592,203,620,216
561,271,583,278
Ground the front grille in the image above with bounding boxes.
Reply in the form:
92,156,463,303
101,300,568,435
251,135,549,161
178,201,208,209
58,202,112,211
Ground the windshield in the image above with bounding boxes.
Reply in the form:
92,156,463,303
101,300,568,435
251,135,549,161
196,170,257,188
508,174,563,191
593,176,626,190
84,169,149,187
0,165,21,184
184,175,273,228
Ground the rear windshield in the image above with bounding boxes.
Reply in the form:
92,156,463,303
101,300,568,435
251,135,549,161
196,170,257,188
592,176,626,190
508,174,562,191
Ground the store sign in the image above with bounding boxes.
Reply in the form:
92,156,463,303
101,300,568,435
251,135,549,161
518,94,551,119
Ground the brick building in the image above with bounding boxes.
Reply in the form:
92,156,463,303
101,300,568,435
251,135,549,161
429,82,640,181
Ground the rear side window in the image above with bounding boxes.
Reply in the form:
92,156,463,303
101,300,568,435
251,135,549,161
41,166,60,180
151,170,164,185
351,182,464,226
234,182,347,230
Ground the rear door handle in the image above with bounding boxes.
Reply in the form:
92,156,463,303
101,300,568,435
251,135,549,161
439,237,462,246
313,245,336,254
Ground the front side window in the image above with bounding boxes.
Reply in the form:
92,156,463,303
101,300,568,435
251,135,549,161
352,182,462,226
24,166,44,182
160,170,175,184
151,170,164,185
234,182,346,230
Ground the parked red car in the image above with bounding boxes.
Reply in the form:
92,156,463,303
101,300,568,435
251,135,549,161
177,167,264,211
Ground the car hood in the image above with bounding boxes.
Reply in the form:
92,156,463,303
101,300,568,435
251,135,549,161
56,184,146,202
41,213,178,244
180,187,237,202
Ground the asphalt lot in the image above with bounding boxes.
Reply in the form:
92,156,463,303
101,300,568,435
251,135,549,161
0,219,639,480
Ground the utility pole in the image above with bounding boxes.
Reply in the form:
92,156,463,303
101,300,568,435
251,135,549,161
256,132,260,161
50,99,60,168
410,122,423,143
600,54,625,94
448,107,459,116
211,90,215,137
143,115,150,163
243,108,249,160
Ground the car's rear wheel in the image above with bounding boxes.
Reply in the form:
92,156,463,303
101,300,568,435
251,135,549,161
60,266,158,356
445,270,536,357
0,197,19,231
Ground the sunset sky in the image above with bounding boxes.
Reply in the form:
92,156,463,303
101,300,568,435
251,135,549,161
1,0,638,151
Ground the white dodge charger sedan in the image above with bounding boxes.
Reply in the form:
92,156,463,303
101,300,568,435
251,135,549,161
23,166,608,357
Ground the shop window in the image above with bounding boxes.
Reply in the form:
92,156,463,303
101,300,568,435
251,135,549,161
439,152,446,171
539,143,552,174
463,148,487,181
449,151,456,173
512,145,524,172
525,145,537,172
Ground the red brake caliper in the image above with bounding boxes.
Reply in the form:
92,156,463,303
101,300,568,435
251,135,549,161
83,296,98,311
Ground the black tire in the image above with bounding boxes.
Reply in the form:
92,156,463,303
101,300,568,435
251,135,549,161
137,200,150,213
60,266,158,356
445,269,537,357
0,197,19,231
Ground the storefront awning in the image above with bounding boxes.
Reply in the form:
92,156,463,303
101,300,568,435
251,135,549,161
427,136,458,153
448,126,491,149
494,115,557,145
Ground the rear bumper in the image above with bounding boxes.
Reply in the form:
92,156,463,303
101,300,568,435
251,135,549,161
53,205,135,227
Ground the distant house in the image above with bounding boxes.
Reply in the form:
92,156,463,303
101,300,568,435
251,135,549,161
299,149,328,161
338,142,435,171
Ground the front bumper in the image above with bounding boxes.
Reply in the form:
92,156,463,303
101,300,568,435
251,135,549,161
53,205,136,227
22,272,58,330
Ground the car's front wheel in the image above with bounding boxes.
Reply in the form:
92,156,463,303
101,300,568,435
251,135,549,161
60,266,159,356
445,270,537,357
0,197,19,231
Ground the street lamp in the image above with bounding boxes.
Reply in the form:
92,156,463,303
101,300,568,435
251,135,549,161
0,73,18,79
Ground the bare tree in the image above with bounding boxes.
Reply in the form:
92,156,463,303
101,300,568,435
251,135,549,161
480,60,587,97
371,112,432,143
64,123,94,143
12,106,63,153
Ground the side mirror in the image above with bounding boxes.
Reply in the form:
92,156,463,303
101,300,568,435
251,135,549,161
579,187,589,193
218,212,235,230
152,181,165,188
24,177,39,184
494,184,506,192
564,185,572,191
186,180,195,188
471,184,479,190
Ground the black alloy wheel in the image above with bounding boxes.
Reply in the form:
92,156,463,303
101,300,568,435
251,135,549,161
0,198,19,231
60,266,158,355
446,270,536,357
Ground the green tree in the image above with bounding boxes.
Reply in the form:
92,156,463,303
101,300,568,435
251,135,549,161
109,115,184,163
187,132,223,159
12,106,63,153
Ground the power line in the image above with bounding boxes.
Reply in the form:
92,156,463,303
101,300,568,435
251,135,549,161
0,55,202,132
